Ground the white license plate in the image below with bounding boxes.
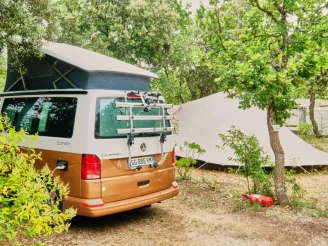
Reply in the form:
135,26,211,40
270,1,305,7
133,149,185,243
129,156,154,169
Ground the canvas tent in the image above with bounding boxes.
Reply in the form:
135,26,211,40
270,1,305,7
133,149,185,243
284,98,328,134
172,93,328,167
5,42,157,92
307,108,328,135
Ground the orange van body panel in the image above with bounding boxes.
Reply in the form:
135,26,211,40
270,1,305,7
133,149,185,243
34,149,178,217
65,184,179,217
34,149,82,198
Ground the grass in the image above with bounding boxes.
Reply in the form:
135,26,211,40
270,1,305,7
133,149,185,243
299,134,328,152
177,158,328,219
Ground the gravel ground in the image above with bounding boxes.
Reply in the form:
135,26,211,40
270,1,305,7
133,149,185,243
5,169,328,246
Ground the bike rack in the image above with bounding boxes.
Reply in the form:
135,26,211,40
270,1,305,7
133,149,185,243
115,91,174,170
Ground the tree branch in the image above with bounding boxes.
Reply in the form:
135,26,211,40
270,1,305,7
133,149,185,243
273,2,284,16
253,0,279,23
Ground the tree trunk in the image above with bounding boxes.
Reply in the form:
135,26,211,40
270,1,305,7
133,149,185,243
309,80,322,138
267,102,292,206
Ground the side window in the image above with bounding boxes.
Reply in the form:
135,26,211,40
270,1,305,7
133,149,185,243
1,97,78,138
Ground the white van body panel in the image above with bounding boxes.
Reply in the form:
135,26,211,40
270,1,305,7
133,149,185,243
1,90,173,158
32,94,88,154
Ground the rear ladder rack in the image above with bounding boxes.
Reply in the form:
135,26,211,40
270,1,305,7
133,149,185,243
115,90,174,170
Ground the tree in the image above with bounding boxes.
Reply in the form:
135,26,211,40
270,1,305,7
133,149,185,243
59,0,180,70
200,0,328,206
0,0,67,70
59,0,217,104
0,54,5,90
151,2,217,104
298,49,328,138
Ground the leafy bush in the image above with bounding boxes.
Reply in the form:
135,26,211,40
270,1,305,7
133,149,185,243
0,117,76,241
297,123,313,137
175,141,205,180
218,126,274,197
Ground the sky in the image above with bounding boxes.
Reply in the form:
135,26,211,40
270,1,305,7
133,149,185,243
182,0,210,12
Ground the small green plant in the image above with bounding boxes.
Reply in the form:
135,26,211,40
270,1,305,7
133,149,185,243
284,167,307,211
297,122,312,137
175,141,205,180
201,177,221,191
218,126,274,197
0,116,76,242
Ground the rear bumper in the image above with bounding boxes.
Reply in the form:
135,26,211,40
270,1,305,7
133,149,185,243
65,183,179,217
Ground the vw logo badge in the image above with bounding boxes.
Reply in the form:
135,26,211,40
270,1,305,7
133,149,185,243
140,143,147,152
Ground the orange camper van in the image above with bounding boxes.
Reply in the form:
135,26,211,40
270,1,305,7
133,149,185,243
1,42,179,217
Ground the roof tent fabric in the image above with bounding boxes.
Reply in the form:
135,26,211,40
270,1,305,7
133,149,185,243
172,93,328,167
5,42,157,92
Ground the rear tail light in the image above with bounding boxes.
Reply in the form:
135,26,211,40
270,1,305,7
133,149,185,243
172,147,176,166
81,154,100,179
172,181,179,189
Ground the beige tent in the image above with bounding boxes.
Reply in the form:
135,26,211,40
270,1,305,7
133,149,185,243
285,98,328,134
172,93,328,167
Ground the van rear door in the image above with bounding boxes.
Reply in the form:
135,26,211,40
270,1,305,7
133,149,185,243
87,95,176,203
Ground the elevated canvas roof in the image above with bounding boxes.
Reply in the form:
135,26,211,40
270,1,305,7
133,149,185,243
42,42,158,78
5,42,157,92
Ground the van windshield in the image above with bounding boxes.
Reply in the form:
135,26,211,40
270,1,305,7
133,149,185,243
95,97,171,138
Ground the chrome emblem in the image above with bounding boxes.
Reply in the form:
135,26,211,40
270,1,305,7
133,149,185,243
140,143,147,152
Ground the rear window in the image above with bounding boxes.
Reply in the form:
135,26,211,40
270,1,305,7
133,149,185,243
1,97,78,138
95,97,171,138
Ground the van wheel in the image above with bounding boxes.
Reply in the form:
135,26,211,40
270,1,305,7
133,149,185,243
49,189,65,212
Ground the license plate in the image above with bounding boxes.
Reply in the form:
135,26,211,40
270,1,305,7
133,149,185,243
129,156,154,169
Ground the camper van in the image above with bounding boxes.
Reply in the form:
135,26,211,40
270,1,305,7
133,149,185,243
1,42,179,217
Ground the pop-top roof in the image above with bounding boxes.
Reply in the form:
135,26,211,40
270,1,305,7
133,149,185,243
42,42,158,79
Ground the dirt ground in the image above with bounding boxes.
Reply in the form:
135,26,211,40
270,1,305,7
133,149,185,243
12,169,328,246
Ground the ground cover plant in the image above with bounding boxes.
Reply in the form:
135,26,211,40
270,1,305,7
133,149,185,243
175,141,205,180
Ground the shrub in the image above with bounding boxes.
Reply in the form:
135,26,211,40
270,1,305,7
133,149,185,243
218,126,274,197
175,141,205,180
0,116,76,241
297,123,313,137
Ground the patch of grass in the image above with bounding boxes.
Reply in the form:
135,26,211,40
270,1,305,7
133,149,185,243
232,196,267,212
311,207,328,217
291,197,317,212
300,135,328,152
200,177,221,191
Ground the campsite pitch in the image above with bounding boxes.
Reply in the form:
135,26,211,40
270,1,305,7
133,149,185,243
11,169,328,246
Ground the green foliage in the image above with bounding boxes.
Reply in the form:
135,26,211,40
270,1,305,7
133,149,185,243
57,0,216,105
154,1,216,104
175,141,205,180
283,170,328,217
218,126,274,197
59,0,179,70
200,0,328,206
284,168,305,198
0,117,76,241
0,54,6,91
297,123,313,137
0,0,68,70
201,177,221,191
